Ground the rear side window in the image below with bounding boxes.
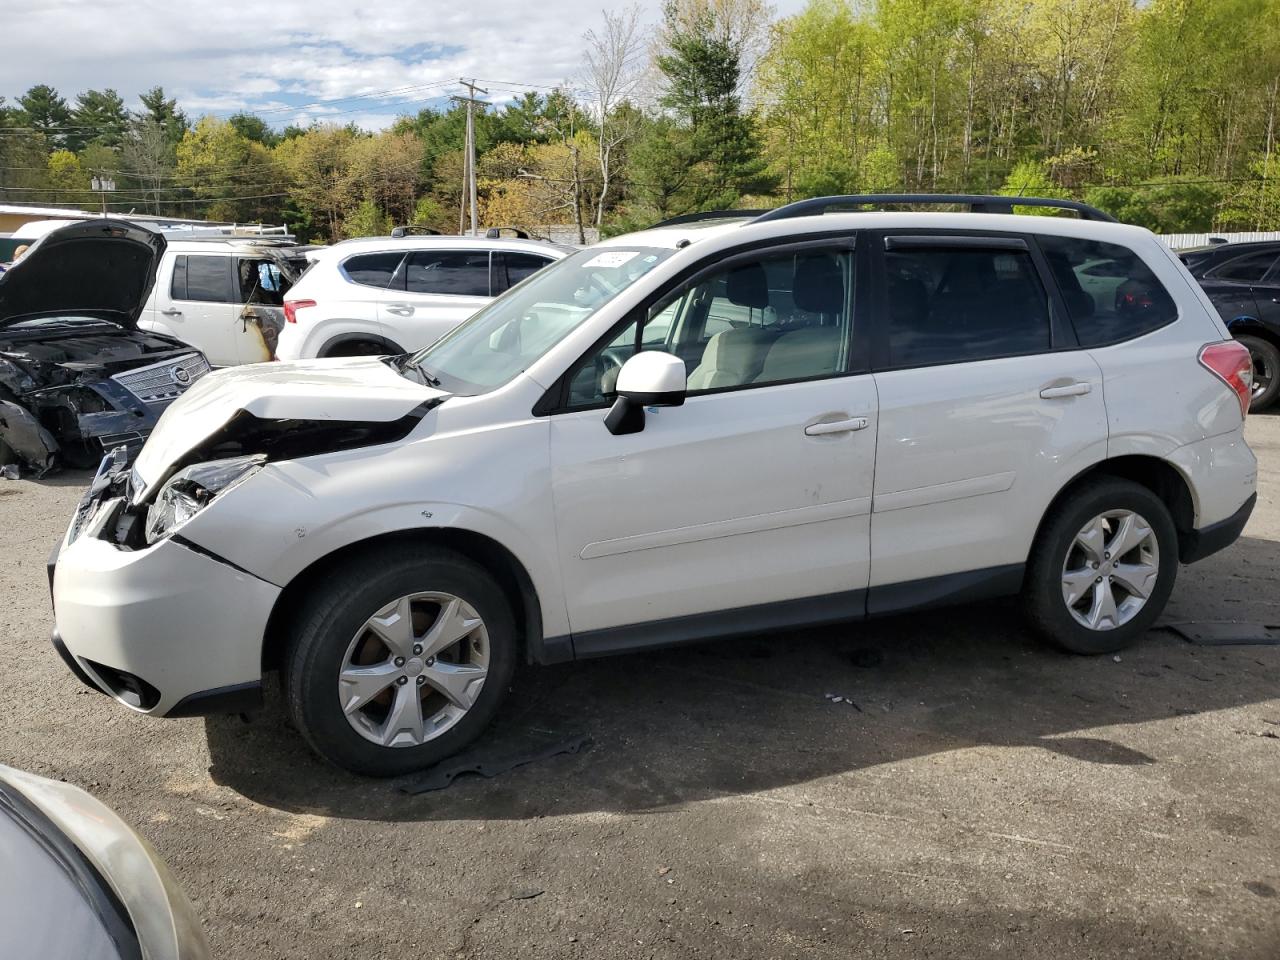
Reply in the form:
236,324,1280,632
883,243,1051,367
171,255,234,303
494,252,553,293
403,251,491,296
342,252,405,288
1039,236,1177,347
1205,251,1279,283
237,258,287,306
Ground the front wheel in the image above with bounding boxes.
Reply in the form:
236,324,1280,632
1024,478,1178,655
284,546,517,776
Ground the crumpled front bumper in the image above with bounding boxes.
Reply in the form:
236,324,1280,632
50,515,279,717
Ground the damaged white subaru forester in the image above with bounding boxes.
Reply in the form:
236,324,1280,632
50,196,1258,776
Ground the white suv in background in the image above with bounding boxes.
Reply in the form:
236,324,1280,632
276,235,570,359
51,195,1257,777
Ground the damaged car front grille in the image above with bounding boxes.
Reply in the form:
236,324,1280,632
111,353,210,408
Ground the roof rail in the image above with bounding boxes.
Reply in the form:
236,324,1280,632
651,209,769,229
751,194,1117,224
390,225,443,238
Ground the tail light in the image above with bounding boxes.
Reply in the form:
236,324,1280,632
1198,340,1253,418
283,299,315,324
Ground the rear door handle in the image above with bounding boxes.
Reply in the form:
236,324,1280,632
1039,381,1092,399
384,303,415,317
805,416,870,436
160,308,183,317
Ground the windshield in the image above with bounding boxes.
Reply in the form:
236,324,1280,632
407,245,674,394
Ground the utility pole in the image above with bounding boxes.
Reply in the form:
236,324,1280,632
452,79,489,236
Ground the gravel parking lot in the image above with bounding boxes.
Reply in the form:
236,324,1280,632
2,417,1279,960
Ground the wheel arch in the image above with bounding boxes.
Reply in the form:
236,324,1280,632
1030,454,1197,564
318,332,406,358
261,527,545,676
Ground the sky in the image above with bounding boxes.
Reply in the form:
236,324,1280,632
2,0,807,131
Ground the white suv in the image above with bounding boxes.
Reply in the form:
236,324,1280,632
50,195,1258,777
275,235,570,360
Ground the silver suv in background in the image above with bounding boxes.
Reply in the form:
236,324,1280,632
276,235,570,359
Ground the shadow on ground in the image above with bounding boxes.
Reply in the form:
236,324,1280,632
205,537,1280,823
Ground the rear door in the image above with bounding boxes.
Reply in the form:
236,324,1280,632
154,253,241,365
233,255,291,363
378,249,492,350
866,231,1109,610
1196,250,1274,327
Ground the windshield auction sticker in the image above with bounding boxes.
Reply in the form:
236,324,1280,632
584,250,641,269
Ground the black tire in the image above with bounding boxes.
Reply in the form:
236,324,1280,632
284,545,517,777
1024,477,1178,655
1237,334,1280,412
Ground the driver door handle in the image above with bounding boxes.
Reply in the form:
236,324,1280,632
805,416,870,436
384,303,415,317
1039,381,1092,399
160,308,183,317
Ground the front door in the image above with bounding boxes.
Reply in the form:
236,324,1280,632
547,242,878,646
151,253,240,366
867,232,1109,610
377,250,492,351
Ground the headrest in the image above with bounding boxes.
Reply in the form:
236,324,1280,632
792,254,845,315
726,262,769,309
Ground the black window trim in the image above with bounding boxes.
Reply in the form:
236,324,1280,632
534,232,865,417
1203,250,1280,284
868,228,1075,373
399,249,494,298
1034,233,1181,350
339,250,408,291
170,252,235,305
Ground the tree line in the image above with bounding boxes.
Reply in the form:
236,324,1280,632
3,0,1279,241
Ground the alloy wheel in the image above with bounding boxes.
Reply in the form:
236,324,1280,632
1060,509,1161,631
338,592,490,748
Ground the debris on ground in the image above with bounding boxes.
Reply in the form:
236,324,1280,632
0,464,17,480
509,888,544,901
823,693,863,712
397,732,591,794
1167,621,1280,646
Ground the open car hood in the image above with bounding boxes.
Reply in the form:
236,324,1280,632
0,218,166,331
131,356,448,499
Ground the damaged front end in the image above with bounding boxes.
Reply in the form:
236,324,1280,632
0,333,210,476
79,398,442,551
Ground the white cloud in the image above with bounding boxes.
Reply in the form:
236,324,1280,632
1,0,808,129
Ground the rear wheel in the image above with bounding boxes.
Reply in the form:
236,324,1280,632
1237,334,1280,412
284,546,517,776
1024,478,1178,654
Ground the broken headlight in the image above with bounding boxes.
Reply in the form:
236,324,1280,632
144,455,265,545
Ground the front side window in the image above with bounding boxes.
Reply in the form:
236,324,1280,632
884,243,1050,367
565,247,853,407
1039,236,1177,347
1206,251,1279,283
407,246,675,395
403,251,491,296
173,255,234,303
341,252,405,289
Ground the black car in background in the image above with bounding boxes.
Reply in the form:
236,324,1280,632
1179,240,1280,411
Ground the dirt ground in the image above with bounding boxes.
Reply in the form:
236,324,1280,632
2,417,1279,960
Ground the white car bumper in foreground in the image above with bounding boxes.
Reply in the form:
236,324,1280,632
51,527,278,717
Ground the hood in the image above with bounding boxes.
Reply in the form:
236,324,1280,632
131,355,448,497
0,218,166,330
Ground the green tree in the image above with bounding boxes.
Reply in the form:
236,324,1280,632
228,112,279,147
68,89,129,151
17,84,71,149
343,199,392,238
176,116,279,222
137,86,188,148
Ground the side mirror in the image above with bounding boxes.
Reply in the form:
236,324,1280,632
605,351,686,436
